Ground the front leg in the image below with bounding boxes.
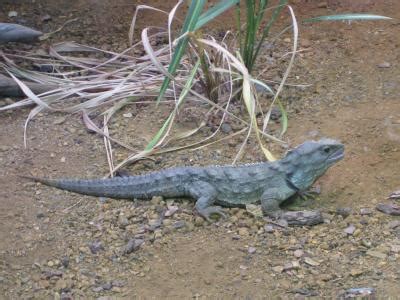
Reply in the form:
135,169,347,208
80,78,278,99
187,181,226,222
260,188,288,219
261,188,323,226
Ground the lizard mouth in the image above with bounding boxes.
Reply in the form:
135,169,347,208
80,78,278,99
327,147,344,163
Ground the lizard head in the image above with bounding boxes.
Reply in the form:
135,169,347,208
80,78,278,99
282,139,344,191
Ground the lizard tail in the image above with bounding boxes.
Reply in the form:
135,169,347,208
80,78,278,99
21,175,150,199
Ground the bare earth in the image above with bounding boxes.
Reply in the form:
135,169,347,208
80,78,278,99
1,0,400,298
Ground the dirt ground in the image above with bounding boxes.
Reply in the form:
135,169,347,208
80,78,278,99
1,0,400,298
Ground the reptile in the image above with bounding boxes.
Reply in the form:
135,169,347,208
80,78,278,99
25,139,344,222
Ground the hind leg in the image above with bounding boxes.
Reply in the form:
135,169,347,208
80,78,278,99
188,182,227,222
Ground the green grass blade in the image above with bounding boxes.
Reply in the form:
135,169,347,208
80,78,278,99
252,0,287,69
304,14,392,23
277,99,287,137
156,0,206,103
195,0,239,30
146,59,200,151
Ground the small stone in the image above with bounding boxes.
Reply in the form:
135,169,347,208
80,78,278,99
194,216,205,226
61,256,69,268
270,107,282,121
221,123,232,134
41,14,52,22
60,157,66,163
102,282,113,291
360,208,373,215
377,62,391,68
150,196,163,205
388,220,400,229
165,205,179,217
283,261,300,271
47,260,54,267
350,268,364,277
154,230,163,239
283,37,291,43
123,113,133,118
390,244,400,253
124,238,144,254
272,266,284,273
293,249,304,258
361,239,372,248
317,2,327,8
248,247,256,254
304,257,320,266
344,224,356,235
118,216,129,228
89,241,104,254
238,227,249,236
53,117,67,125
8,11,18,17
36,212,46,219
336,207,352,218
366,249,387,259
0,146,10,152
173,220,186,229
264,224,275,233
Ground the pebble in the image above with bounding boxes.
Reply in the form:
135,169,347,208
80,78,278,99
360,207,373,215
102,282,113,290
366,250,387,259
272,266,284,273
118,216,129,228
377,62,391,68
61,256,69,268
173,220,186,229
221,123,232,134
53,117,67,125
89,240,104,254
124,238,144,254
264,224,275,233
304,257,320,266
283,261,300,271
8,11,18,17
387,220,400,229
344,224,356,235
293,249,304,258
238,227,249,236
336,207,352,218
248,247,256,254
194,216,205,226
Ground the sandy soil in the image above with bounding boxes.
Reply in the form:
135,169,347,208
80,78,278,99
1,0,400,298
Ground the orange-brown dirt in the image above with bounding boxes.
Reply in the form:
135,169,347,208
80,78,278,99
1,0,400,298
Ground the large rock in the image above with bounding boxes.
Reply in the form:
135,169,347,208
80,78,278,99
0,23,42,44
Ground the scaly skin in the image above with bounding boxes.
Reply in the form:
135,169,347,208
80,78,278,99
25,139,344,221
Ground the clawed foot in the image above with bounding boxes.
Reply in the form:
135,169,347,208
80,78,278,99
197,206,227,222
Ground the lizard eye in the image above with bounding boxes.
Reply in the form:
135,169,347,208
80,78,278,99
323,146,331,153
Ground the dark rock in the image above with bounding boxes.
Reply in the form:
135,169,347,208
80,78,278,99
102,282,113,291
221,123,232,134
173,220,186,229
124,238,144,254
61,256,69,268
376,203,400,216
42,269,63,279
270,107,282,121
336,207,352,218
89,240,104,254
0,23,43,44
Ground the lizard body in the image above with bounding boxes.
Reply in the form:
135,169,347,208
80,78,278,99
26,139,344,221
